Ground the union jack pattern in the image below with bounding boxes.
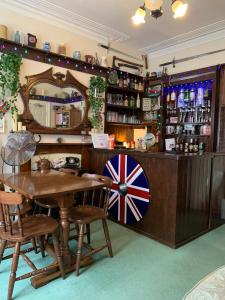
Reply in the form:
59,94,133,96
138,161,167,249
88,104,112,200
103,154,150,225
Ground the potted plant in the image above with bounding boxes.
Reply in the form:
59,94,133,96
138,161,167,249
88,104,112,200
89,76,106,132
0,52,22,118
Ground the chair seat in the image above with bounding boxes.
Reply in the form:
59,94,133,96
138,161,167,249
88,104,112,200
69,206,106,224
35,197,58,209
0,214,59,242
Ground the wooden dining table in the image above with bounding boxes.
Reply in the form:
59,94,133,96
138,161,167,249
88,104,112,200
0,169,105,288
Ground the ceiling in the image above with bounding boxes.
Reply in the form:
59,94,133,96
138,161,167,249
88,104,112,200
2,0,225,55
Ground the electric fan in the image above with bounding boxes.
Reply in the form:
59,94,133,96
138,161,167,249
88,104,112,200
1,131,38,173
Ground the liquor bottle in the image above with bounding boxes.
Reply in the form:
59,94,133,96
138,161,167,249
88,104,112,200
127,75,130,89
124,95,128,106
177,88,185,108
184,89,190,107
193,139,199,153
190,88,196,107
196,87,204,107
179,139,184,152
184,141,189,153
134,78,138,90
175,137,180,153
123,74,127,88
119,74,123,88
136,93,141,108
188,138,194,153
171,89,177,111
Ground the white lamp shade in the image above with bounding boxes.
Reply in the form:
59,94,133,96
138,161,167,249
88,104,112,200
145,0,163,10
132,7,146,25
172,0,188,18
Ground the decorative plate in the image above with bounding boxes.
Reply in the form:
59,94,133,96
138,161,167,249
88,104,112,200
144,133,156,147
108,71,118,85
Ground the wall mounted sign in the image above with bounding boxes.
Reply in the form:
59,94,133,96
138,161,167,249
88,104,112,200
103,154,150,224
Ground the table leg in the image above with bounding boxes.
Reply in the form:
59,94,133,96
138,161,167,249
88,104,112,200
58,194,73,267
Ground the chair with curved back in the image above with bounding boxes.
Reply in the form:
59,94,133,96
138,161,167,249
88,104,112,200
69,173,113,276
0,191,65,300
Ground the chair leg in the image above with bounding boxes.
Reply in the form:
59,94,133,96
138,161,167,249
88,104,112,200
52,232,65,279
76,224,84,276
8,242,20,300
31,238,38,254
86,224,91,244
0,239,7,264
45,208,52,241
102,219,113,257
38,236,45,258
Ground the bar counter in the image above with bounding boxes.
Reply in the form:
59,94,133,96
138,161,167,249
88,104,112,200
89,149,225,248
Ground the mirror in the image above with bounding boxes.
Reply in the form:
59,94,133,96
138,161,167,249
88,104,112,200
29,83,84,129
20,68,90,134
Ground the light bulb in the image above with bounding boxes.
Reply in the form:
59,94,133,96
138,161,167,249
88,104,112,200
145,0,163,10
172,0,188,18
132,7,146,25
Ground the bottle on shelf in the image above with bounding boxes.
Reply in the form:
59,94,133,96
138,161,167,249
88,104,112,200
124,94,129,106
136,93,141,108
134,78,139,90
123,74,128,88
119,73,123,88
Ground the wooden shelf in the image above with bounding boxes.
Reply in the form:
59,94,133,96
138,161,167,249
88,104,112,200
106,103,141,110
165,122,211,126
0,37,109,77
165,134,210,138
107,122,145,127
30,94,83,104
107,84,144,94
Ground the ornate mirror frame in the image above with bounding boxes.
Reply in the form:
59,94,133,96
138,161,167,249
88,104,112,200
20,68,90,134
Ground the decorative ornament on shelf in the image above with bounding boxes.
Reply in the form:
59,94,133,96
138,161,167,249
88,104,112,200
27,33,37,47
43,42,51,52
132,0,188,24
88,76,106,131
0,52,22,119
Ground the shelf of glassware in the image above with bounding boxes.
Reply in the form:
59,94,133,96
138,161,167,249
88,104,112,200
163,79,213,152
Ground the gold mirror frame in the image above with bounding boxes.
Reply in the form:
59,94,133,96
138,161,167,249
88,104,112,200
19,68,90,134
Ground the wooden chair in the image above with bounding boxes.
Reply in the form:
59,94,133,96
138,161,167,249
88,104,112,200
69,173,113,276
34,168,79,216
0,191,65,300
0,182,38,256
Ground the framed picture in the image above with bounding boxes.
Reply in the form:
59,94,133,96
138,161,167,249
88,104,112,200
0,117,5,133
142,98,151,111
165,138,175,152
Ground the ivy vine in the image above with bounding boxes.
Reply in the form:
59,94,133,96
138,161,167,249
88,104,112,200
89,76,106,130
0,52,22,118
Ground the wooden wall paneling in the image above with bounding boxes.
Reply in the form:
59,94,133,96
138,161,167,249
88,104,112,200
175,156,212,245
210,154,225,228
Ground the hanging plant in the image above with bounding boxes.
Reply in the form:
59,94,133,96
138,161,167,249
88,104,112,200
0,52,22,118
88,76,106,130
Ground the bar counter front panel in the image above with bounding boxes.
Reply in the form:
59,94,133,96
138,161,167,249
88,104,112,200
89,149,223,248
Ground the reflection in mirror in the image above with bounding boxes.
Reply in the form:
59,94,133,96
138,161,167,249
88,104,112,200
29,83,85,129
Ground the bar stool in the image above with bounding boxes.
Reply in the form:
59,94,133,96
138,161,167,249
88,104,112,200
0,191,65,300
69,173,113,276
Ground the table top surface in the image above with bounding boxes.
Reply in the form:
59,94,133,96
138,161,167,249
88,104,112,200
0,170,105,199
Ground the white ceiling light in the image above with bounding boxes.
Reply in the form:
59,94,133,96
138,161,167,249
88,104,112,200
132,0,188,24
172,0,188,19
132,5,146,25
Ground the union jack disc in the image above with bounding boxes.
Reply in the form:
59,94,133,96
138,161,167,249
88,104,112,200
103,154,150,225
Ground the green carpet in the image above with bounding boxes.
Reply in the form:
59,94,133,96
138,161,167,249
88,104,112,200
1,221,225,300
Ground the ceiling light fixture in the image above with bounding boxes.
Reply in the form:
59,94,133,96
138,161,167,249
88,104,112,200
132,5,146,25
132,0,188,24
171,0,188,19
